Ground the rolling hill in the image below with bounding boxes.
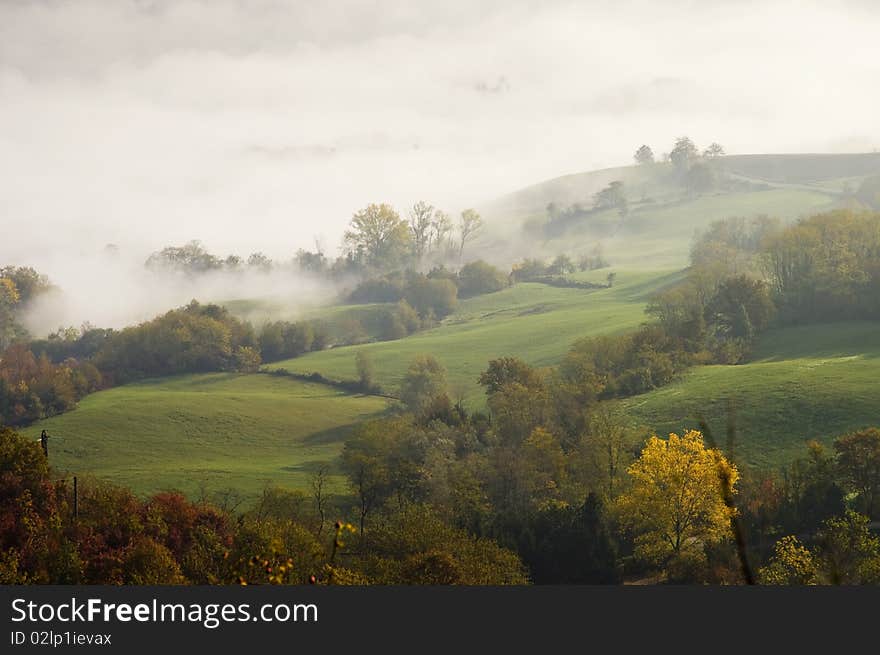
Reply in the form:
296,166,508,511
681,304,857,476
267,269,682,406
619,321,880,470
22,152,880,498
480,152,880,269
22,374,391,500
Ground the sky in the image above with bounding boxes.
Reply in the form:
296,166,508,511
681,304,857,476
1,0,879,266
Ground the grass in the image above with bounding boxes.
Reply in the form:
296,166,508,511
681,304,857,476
22,374,391,501
483,153,880,270
540,188,836,270
268,269,683,407
619,322,880,471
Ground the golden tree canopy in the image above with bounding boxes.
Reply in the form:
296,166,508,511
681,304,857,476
616,430,737,565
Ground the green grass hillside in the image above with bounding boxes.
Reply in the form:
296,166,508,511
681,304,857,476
268,269,682,406
619,322,880,470
23,374,391,500
481,153,880,269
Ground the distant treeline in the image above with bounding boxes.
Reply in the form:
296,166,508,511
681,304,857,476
0,301,330,426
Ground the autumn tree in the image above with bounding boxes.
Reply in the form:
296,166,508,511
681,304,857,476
815,510,880,584
0,277,21,349
616,430,737,569
344,203,412,270
758,536,819,585
834,428,880,519
580,407,634,499
399,355,448,417
479,357,543,395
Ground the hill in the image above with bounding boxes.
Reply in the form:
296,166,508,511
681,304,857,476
22,374,391,500
268,269,682,406
480,152,880,269
619,321,880,470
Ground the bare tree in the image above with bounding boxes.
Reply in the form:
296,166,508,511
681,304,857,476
408,201,435,259
457,208,483,262
310,465,328,537
430,210,453,254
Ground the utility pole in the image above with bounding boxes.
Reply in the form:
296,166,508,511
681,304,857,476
40,430,49,458
73,476,78,520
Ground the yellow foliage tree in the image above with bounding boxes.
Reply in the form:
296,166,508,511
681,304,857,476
615,430,737,566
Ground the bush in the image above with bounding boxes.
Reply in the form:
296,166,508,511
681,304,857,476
457,260,508,297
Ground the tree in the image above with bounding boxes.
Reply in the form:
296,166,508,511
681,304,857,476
344,203,412,270
816,511,880,584
355,350,376,392
408,201,435,259
0,266,52,304
548,254,575,275
758,535,819,585
479,357,543,395
669,136,699,171
145,241,222,274
581,407,632,498
340,425,393,535
703,142,725,158
247,252,273,272
707,274,775,341
399,355,448,417
403,275,458,319
616,430,737,567
593,181,628,217
457,260,508,297
685,161,717,195
310,465,329,537
294,249,327,275
233,346,261,373
634,144,655,165
430,211,454,254
457,209,483,262
834,428,880,518
0,278,21,349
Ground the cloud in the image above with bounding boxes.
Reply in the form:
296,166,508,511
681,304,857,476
1,0,878,318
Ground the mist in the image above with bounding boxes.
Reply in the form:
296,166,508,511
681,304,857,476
19,244,339,334
2,0,879,332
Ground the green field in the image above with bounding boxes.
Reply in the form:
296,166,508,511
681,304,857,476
268,269,682,406
619,322,880,470
23,374,391,500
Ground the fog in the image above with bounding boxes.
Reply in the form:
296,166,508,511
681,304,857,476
1,0,879,331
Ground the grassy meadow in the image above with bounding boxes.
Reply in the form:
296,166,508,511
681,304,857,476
268,269,683,406
619,321,880,470
22,373,391,500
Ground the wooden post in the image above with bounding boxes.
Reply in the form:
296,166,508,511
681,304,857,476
73,476,78,520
